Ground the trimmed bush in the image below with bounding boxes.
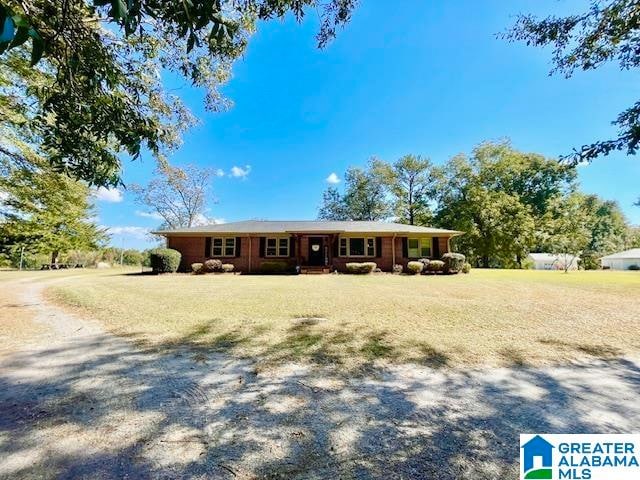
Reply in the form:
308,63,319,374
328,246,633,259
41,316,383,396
345,262,377,274
221,263,235,273
407,261,424,275
260,260,294,274
461,262,471,274
191,262,204,274
629,264,640,271
442,253,466,274
417,258,430,274
425,260,445,273
203,258,223,273
149,248,181,274
392,264,403,274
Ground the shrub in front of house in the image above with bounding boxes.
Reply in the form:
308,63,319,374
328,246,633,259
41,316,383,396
417,258,430,274
425,260,445,274
149,248,181,274
260,260,294,274
392,264,403,274
462,262,471,274
442,253,466,274
345,262,377,274
191,262,204,274
221,263,235,273
407,261,424,275
203,259,223,273
629,264,640,271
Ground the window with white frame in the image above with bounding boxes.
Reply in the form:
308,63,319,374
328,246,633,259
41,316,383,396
211,237,236,257
407,238,432,258
339,237,376,257
266,237,289,257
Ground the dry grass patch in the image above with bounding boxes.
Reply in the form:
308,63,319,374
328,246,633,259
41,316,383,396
47,269,640,367
0,283,47,352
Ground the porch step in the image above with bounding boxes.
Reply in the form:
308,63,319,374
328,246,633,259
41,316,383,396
300,266,332,274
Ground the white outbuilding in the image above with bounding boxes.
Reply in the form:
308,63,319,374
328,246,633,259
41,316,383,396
527,253,579,270
600,249,640,271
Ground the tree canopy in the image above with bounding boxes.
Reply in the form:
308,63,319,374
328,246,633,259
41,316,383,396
433,142,577,267
0,1,359,186
371,155,438,225
505,0,640,164
0,155,106,265
318,162,390,221
131,164,216,230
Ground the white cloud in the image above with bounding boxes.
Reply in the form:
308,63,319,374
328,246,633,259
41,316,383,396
326,172,340,184
230,165,251,178
93,187,123,203
212,218,226,224
215,168,225,177
135,210,164,220
105,226,149,239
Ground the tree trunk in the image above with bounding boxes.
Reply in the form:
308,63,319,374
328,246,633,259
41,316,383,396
482,255,489,268
51,250,59,266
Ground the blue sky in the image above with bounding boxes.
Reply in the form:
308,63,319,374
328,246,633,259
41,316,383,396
96,0,640,250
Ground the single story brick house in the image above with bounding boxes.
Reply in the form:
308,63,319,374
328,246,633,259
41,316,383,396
154,220,463,273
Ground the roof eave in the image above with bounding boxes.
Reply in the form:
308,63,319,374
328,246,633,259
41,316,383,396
154,229,464,236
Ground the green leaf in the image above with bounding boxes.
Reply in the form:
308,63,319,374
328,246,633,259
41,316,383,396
112,0,128,20
0,6,7,37
11,14,29,28
9,26,29,49
30,34,45,65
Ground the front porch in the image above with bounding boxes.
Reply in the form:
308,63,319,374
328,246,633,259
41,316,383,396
291,234,336,271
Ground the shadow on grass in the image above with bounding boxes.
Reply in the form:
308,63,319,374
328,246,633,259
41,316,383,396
2,327,640,479
538,338,623,359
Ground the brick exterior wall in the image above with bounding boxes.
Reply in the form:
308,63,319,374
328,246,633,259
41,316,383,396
166,234,452,273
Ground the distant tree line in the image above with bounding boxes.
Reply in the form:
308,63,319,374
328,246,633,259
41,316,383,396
319,141,638,268
0,246,153,270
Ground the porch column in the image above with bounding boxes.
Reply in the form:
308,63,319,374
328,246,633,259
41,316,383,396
392,234,396,267
296,234,302,267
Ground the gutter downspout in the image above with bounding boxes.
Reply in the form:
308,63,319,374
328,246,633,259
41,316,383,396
392,234,396,270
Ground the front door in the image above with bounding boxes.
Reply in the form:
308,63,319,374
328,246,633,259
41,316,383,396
308,237,324,266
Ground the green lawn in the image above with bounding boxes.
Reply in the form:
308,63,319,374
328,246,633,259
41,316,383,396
36,268,640,368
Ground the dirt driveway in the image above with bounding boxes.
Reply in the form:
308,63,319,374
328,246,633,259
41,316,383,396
1,277,639,479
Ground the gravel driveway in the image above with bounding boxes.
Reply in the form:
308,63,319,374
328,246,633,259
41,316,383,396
1,278,639,479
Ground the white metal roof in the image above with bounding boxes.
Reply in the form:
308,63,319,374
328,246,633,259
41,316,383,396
600,248,640,260
527,253,578,262
153,220,463,236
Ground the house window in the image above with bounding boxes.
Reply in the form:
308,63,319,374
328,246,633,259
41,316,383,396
407,238,432,258
339,237,376,257
339,238,347,256
278,238,289,256
212,237,235,257
224,238,236,256
367,238,375,257
350,238,365,256
266,237,289,257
